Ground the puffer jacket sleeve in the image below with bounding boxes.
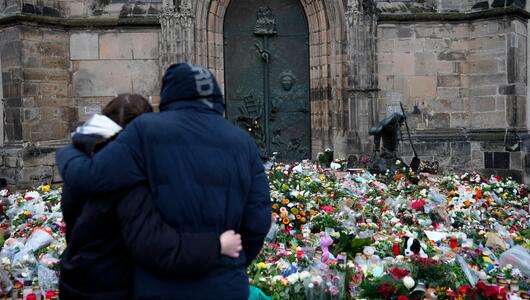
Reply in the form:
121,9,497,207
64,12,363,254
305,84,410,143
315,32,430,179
116,184,221,276
240,141,271,266
56,121,145,193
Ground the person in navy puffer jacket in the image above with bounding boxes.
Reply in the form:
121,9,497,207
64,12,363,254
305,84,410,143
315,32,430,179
56,63,271,300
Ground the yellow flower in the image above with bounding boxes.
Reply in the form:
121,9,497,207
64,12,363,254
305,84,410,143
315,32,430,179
502,192,509,200
257,262,267,269
295,193,303,200
291,207,299,214
23,210,31,216
282,184,290,191
40,185,50,193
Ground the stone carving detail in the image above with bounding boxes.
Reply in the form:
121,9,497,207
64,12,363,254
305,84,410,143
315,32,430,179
159,0,195,71
254,6,277,36
236,90,266,149
279,70,296,91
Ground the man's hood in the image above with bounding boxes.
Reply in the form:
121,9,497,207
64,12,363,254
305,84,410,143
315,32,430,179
73,114,122,139
159,63,224,112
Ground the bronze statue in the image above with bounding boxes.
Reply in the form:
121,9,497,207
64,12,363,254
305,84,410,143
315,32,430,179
368,113,407,174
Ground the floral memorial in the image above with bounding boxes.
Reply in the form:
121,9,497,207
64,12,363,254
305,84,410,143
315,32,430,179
0,161,528,299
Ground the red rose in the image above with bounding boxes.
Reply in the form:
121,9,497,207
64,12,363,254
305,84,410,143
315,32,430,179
297,250,304,258
459,285,471,295
483,285,498,298
388,267,411,279
476,282,487,291
397,296,409,300
378,282,397,299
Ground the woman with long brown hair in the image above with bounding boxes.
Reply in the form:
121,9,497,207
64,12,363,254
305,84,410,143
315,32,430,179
60,94,242,300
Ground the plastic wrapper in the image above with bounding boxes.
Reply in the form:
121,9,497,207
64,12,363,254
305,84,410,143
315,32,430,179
25,228,54,252
37,264,58,292
456,255,478,287
0,238,24,262
498,245,530,278
265,223,278,242
303,266,345,300
0,268,12,294
38,254,59,268
11,249,37,282
494,223,514,248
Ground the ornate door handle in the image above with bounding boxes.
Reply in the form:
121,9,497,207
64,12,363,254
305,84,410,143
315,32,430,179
254,44,270,63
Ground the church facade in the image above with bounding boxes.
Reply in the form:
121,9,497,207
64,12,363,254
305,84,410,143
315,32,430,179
0,0,529,186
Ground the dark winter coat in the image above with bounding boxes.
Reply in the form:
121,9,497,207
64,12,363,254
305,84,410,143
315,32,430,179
56,63,271,300
60,133,221,300
57,64,271,300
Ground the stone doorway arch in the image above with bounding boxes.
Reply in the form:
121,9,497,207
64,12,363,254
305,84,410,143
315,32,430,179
193,0,349,157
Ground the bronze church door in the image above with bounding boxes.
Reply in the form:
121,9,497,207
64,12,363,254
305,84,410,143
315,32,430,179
224,0,310,161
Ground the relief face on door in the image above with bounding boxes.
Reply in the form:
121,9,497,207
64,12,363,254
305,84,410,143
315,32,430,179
224,0,310,161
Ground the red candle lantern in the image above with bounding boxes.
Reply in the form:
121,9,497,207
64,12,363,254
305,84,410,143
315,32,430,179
392,242,401,256
450,236,458,248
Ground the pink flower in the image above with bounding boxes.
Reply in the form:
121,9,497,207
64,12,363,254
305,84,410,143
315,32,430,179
320,206,335,213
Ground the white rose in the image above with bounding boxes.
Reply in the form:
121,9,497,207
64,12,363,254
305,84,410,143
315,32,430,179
287,273,299,284
0,189,8,197
363,246,375,256
299,271,311,281
403,276,415,289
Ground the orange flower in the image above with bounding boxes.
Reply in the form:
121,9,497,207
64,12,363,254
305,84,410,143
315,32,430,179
280,278,289,286
272,203,279,210
449,190,456,196
310,209,317,215
282,199,289,205
296,214,301,219
393,173,404,181
282,218,290,224
464,200,471,207
272,212,278,218
300,210,306,216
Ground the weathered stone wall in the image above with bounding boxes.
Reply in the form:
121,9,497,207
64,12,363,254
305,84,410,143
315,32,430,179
0,0,162,17
71,30,161,119
21,27,73,142
376,14,528,180
0,27,23,143
374,0,526,13
0,23,161,187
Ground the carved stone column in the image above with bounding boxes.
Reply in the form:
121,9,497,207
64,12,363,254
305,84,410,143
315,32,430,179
159,0,195,72
346,0,378,153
